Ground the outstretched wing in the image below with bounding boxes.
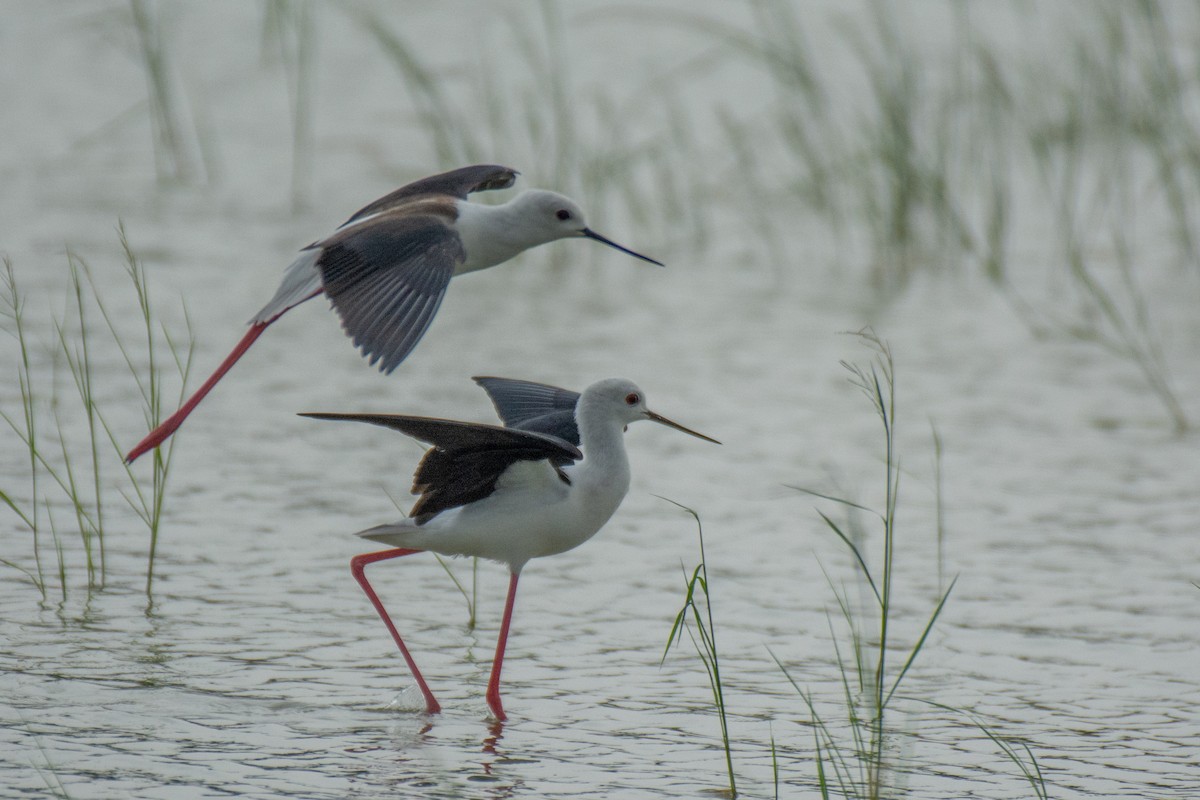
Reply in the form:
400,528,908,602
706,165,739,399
473,376,581,446
316,215,459,374
299,412,581,522
343,164,518,226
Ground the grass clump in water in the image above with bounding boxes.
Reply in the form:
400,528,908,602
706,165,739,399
780,330,1045,798
782,330,955,797
658,333,1047,797
675,2,1190,430
0,226,193,601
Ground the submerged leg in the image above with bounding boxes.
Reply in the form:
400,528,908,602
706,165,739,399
351,548,441,714
485,570,521,721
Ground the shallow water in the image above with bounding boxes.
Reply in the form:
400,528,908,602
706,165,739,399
4,2,1200,798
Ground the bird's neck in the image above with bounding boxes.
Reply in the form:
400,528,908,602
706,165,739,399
455,195,543,274
573,403,632,498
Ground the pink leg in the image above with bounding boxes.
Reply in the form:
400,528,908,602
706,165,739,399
351,548,441,714
485,570,521,721
126,323,269,462
125,288,323,463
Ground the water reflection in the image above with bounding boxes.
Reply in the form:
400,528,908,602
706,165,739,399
481,718,505,759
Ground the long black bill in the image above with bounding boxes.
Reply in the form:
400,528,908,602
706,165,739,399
581,228,664,266
646,410,721,444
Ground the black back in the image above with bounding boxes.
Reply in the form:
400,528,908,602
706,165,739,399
300,412,580,523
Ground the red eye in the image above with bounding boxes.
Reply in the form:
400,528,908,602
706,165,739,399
625,392,639,405
556,209,571,221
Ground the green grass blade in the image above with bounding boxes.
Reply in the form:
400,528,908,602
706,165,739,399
817,509,881,605
883,576,957,708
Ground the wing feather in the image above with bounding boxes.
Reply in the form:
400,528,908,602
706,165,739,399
343,164,518,225
299,413,581,522
317,216,460,373
473,376,582,445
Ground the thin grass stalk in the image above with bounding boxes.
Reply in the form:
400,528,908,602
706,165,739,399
1,259,46,599
815,558,866,697
263,0,316,210
432,554,477,630
1108,225,1188,431
1054,162,1188,432
127,242,168,595
56,256,107,586
911,698,1048,799
47,505,67,606
1131,1,1200,269
772,649,858,797
690,524,735,799
930,421,945,592
343,5,477,165
31,749,73,800
662,499,736,797
129,0,190,184
385,487,478,628
824,611,865,789
538,0,574,191
749,0,839,220
9,400,111,550
86,226,192,594
48,401,96,587
812,732,830,799
18,712,75,800
112,229,165,594
769,730,780,800
840,335,899,795
76,259,105,581
289,1,316,211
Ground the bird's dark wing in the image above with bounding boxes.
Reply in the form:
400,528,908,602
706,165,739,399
316,215,460,374
343,164,518,225
299,413,581,522
472,376,582,446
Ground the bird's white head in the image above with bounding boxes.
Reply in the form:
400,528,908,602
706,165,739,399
511,191,664,266
581,378,720,443
514,190,590,242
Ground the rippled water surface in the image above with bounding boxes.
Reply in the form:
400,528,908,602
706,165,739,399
3,2,1199,798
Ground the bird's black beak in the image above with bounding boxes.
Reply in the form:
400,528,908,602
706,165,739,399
646,410,721,444
581,228,664,266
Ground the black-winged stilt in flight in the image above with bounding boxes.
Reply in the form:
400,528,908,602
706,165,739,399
125,166,662,462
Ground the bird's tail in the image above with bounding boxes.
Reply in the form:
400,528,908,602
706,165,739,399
356,521,421,548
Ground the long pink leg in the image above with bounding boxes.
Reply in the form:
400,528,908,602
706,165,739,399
351,548,441,714
485,570,521,721
125,289,323,463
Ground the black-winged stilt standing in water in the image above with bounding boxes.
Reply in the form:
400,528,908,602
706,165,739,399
125,165,662,462
302,376,718,720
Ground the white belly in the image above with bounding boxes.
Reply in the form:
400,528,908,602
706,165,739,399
362,459,628,572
